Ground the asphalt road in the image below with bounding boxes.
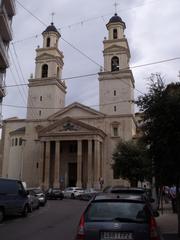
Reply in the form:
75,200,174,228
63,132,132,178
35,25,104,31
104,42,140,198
0,199,88,240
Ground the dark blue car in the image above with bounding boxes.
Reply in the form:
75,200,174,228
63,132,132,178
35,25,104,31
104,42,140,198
0,178,30,222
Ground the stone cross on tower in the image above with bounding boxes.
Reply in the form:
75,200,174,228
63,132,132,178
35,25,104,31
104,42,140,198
114,1,118,13
51,12,55,23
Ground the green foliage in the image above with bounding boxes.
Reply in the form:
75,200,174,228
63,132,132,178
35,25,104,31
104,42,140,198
136,73,180,186
112,140,151,187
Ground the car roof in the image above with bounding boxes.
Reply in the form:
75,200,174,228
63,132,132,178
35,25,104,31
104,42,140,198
93,193,146,203
104,186,148,194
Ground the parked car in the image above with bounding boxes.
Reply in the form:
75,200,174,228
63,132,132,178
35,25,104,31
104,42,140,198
63,187,84,199
27,189,40,211
75,193,161,240
46,188,64,200
78,188,100,201
28,188,47,206
0,178,30,223
103,186,158,213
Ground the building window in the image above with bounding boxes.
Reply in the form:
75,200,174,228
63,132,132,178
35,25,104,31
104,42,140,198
19,138,23,146
42,64,48,78
47,37,50,47
36,162,39,168
40,96,42,101
113,29,118,39
39,110,41,116
15,138,18,146
114,90,116,96
113,127,118,137
111,56,119,72
57,67,60,78
114,106,116,112
12,138,14,146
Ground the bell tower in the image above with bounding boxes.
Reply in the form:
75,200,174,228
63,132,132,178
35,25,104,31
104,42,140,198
26,23,66,119
98,14,134,115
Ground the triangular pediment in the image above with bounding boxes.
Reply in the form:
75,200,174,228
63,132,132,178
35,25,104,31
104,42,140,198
36,53,56,61
38,116,106,137
48,102,106,120
104,45,127,53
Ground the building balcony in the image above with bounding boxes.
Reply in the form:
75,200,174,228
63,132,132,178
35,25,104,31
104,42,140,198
0,5,13,41
0,36,9,68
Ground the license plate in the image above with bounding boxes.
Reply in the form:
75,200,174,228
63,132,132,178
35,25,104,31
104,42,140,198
101,232,133,240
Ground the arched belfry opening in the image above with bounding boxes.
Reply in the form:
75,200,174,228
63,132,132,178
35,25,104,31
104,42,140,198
42,64,48,78
46,37,50,47
111,56,119,72
113,29,118,39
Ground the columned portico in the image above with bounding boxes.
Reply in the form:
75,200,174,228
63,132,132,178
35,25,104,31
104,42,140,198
76,140,82,187
54,141,60,187
87,139,93,188
94,139,101,189
44,141,50,189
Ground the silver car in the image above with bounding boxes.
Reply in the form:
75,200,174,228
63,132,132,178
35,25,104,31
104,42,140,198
75,193,161,240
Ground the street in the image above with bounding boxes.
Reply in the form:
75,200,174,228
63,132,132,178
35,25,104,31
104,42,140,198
0,199,88,240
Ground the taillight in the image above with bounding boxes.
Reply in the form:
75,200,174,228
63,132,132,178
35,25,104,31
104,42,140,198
149,217,160,240
76,214,85,240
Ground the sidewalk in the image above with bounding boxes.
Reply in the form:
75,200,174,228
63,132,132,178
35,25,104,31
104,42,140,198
156,201,179,240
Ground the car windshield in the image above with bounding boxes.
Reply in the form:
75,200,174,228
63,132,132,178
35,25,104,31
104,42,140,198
86,201,149,223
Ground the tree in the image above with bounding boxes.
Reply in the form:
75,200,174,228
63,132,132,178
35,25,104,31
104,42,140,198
136,73,180,236
112,140,151,187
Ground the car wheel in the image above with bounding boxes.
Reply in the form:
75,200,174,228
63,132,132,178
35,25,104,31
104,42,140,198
22,205,29,217
0,208,4,223
71,193,75,199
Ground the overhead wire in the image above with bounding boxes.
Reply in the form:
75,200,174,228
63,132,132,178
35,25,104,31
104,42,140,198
13,0,165,44
11,43,39,119
11,0,180,112
5,56,180,88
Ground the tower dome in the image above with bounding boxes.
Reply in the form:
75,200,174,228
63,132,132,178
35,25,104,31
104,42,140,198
107,13,126,29
43,22,60,36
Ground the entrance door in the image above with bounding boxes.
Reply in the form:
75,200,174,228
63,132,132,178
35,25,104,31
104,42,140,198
68,163,77,187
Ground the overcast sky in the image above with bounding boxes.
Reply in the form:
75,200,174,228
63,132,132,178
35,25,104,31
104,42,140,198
3,0,180,120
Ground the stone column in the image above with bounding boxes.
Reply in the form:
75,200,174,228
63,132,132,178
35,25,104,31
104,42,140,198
53,141,60,188
44,141,50,189
94,139,101,189
76,140,82,187
39,141,44,186
87,139,93,188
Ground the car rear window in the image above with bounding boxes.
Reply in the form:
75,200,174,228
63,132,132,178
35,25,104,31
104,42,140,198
85,201,149,223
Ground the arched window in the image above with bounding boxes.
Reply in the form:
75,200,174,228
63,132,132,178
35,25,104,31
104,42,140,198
111,56,119,72
42,64,48,78
46,37,50,47
15,138,18,146
113,29,118,39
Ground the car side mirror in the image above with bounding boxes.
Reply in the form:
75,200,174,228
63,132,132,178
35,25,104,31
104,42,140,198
19,189,29,196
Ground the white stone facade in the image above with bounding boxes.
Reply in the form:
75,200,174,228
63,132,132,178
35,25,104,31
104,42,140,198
1,15,136,189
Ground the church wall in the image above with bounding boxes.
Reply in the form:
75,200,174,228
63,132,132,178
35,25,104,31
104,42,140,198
99,77,133,115
1,120,25,178
22,121,41,187
27,85,65,119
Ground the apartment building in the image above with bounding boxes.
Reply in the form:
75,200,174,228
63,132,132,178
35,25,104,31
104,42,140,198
0,0,16,122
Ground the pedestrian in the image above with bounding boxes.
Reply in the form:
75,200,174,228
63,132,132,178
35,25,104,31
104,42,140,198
169,185,177,213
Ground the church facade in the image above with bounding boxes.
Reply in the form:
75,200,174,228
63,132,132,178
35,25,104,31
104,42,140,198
1,14,136,189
